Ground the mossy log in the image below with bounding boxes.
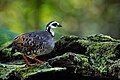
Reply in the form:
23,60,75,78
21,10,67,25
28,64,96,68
0,34,120,80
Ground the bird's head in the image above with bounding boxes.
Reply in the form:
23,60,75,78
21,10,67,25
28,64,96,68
46,21,62,28
46,21,62,37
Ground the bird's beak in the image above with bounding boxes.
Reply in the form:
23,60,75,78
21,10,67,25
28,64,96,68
58,24,62,27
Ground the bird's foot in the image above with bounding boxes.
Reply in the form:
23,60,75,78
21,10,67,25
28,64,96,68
32,54,44,64
33,58,44,64
22,54,43,67
22,54,32,67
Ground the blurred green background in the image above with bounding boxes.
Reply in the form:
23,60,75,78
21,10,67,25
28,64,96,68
0,0,120,45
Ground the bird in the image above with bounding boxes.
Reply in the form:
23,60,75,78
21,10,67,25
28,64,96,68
7,21,62,66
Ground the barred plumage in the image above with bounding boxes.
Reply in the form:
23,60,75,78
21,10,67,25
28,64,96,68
8,21,62,66
12,31,54,55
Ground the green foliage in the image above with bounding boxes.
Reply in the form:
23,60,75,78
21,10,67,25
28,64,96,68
0,0,120,39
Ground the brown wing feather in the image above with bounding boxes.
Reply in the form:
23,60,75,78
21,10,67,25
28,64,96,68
12,34,33,53
13,35,25,48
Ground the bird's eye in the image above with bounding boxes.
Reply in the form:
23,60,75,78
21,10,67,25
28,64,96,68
52,23,57,26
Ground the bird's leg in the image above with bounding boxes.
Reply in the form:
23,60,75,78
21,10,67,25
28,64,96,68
22,54,31,66
32,54,43,64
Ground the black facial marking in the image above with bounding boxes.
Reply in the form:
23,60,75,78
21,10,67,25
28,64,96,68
52,23,57,26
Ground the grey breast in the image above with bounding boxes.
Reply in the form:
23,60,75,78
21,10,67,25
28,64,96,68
27,31,55,55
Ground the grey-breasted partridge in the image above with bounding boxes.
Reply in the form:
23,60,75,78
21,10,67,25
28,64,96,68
8,21,62,66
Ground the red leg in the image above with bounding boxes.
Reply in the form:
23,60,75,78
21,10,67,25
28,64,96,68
22,54,31,66
32,54,43,64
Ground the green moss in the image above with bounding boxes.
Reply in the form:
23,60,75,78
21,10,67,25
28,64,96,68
17,63,51,78
48,52,89,74
0,34,120,79
87,34,117,42
0,63,66,79
87,42,117,55
0,63,25,79
87,42,118,73
77,40,90,48
109,59,120,77
0,41,12,49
